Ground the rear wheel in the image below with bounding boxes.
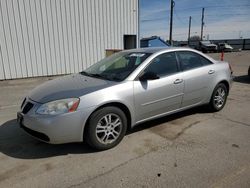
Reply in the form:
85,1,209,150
209,83,228,111
85,106,127,150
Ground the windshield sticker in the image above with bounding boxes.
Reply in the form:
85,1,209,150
129,53,145,57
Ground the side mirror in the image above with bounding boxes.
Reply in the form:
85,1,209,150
139,71,159,81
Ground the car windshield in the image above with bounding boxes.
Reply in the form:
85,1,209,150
81,51,152,81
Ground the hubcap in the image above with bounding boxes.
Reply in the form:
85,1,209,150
95,113,122,144
214,87,226,109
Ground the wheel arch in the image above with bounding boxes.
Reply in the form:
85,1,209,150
208,79,229,112
83,102,132,140
206,79,230,105
218,80,230,92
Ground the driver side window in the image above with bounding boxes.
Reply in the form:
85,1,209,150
144,52,179,77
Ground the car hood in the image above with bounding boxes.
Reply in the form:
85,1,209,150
28,73,117,103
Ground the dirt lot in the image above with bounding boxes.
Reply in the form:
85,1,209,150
0,51,250,188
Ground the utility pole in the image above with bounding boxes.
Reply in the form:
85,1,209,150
188,16,191,45
138,0,140,48
201,8,204,41
169,0,174,45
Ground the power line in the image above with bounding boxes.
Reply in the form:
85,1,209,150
192,17,199,24
205,13,250,17
141,16,168,22
174,7,186,25
171,13,250,20
175,4,250,12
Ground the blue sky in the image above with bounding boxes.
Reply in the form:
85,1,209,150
140,0,250,41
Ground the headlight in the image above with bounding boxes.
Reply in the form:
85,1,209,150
36,98,80,115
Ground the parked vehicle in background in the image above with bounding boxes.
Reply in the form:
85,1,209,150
188,41,200,50
17,47,232,150
199,40,218,53
140,36,170,48
218,43,233,52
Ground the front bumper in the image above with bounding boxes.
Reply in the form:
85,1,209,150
18,99,95,144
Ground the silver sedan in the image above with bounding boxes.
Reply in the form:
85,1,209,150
17,47,233,150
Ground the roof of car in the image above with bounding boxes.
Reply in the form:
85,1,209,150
124,47,193,54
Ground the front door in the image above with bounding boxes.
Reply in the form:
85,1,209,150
133,52,184,122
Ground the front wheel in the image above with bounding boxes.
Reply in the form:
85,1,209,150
209,83,228,112
85,106,127,150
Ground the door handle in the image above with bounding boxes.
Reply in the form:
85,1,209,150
208,70,215,74
174,79,183,84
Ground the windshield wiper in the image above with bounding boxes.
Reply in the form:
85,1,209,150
80,71,91,76
90,73,106,79
80,71,111,80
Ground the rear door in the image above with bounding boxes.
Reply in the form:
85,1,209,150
176,51,214,107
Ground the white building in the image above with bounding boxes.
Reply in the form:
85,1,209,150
0,0,139,80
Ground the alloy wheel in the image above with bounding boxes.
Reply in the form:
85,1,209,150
214,87,226,109
95,113,122,144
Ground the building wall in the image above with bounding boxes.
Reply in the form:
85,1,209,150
0,0,138,80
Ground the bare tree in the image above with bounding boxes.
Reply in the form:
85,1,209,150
189,35,201,41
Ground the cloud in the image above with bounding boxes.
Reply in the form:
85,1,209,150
141,8,169,20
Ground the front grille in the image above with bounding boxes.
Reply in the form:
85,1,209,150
20,124,50,142
22,102,34,114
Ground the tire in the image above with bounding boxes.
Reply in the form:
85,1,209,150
209,83,228,112
85,106,127,150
